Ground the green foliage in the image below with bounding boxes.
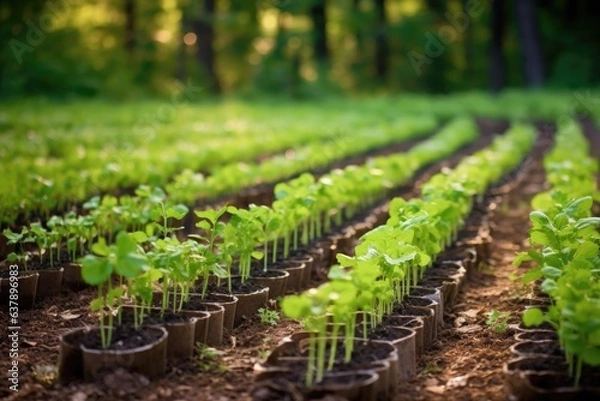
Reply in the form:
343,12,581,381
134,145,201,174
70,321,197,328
486,310,511,333
257,307,280,326
281,120,534,386
515,119,600,384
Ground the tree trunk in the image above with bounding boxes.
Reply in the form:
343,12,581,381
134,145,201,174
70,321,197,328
124,0,136,54
309,0,328,63
515,0,544,88
424,0,446,92
373,0,388,82
490,0,505,92
193,0,220,94
462,0,474,88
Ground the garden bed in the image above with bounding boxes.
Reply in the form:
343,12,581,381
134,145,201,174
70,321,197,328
1,119,598,401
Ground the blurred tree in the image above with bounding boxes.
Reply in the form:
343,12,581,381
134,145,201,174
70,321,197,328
490,0,506,92
373,0,389,83
124,0,136,55
192,0,220,93
309,0,329,64
515,0,544,87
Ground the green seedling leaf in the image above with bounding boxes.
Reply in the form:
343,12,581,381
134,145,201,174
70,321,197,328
514,252,532,266
81,255,112,285
166,204,189,220
91,238,110,257
530,211,552,228
563,196,593,218
574,241,599,260
116,253,148,278
251,251,264,260
195,220,211,231
328,264,349,280
83,196,100,210
116,232,137,257
575,217,600,230
541,266,563,279
281,295,311,319
130,231,148,243
522,266,543,283
523,308,545,327
90,298,104,312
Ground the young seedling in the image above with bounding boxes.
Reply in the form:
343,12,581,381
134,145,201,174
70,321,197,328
257,307,280,326
486,310,511,333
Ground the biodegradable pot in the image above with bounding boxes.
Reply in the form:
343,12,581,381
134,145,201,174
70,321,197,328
268,334,398,398
504,371,590,401
370,326,417,381
62,263,87,289
330,228,356,258
35,267,64,298
218,282,269,326
308,243,326,271
411,287,444,327
431,261,467,289
292,253,314,288
278,260,306,293
180,310,211,348
183,300,224,347
502,357,590,401
442,246,477,273
80,325,168,381
198,293,238,333
385,315,425,359
253,368,379,401
251,269,289,300
504,356,569,376
120,305,200,361
58,326,88,382
1,272,38,309
392,306,435,348
405,297,439,340
510,340,563,359
514,330,558,343
514,321,556,334
370,360,394,399
420,275,460,308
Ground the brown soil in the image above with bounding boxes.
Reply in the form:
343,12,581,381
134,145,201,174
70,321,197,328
0,119,547,401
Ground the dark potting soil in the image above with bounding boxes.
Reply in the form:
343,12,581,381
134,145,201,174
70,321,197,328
512,341,563,357
26,249,74,271
249,268,288,279
403,297,434,307
383,315,419,328
80,325,164,351
199,292,236,303
0,269,36,279
410,288,436,297
206,279,266,295
392,305,430,318
356,324,408,342
119,308,190,326
278,338,393,370
253,369,373,400
182,296,216,312
509,357,569,373
516,331,559,342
